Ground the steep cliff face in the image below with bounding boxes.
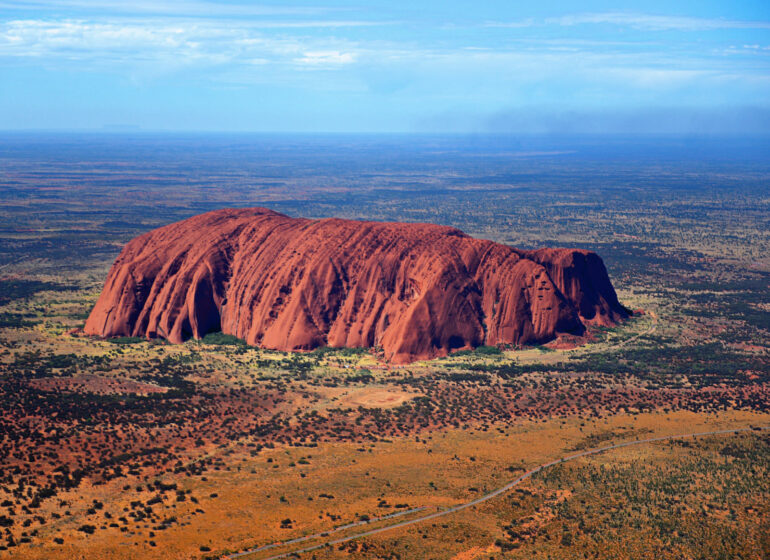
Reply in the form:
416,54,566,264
85,208,628,363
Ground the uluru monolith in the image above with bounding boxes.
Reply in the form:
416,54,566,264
85,208,628,363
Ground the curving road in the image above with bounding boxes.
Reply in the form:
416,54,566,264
224,423,768,560
223,507,428,559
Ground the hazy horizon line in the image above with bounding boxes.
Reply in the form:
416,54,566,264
3,128,770,137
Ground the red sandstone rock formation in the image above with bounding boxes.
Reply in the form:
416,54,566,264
85,208,628,363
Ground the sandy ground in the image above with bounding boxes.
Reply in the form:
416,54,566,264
313,385,420,409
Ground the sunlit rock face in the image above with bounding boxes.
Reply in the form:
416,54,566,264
85,208,628,363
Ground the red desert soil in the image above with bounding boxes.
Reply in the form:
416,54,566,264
85,208,627,363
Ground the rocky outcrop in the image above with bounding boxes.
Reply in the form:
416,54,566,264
85,208,628,363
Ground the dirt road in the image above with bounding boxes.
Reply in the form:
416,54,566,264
224,422,767,560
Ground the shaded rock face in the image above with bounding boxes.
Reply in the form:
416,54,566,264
85,208,628,363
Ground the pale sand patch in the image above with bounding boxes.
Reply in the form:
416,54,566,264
450,544,500,560
336,386,420,408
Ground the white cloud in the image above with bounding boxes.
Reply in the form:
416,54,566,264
550,12,770,31
482,18,536,29
0,13,767,97
295,50,356,65
0,18,368,69
0,0,328,18
0,19,220,60
603,68,709,88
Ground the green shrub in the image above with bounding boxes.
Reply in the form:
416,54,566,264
200,332,248,346
106,336,145,345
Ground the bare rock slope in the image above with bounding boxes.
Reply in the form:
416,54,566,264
85,208,628,363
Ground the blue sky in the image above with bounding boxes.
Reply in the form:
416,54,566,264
1,0,769,133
